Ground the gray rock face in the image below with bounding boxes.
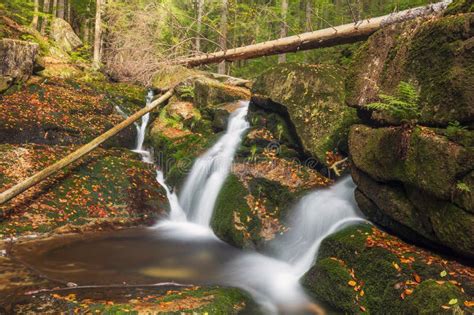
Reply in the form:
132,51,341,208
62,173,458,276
0,39,39,92
50,18,83,52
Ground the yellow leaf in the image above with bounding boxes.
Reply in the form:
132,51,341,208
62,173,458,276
348,280,357,287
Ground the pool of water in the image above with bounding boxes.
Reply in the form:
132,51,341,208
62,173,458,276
11,227,241,286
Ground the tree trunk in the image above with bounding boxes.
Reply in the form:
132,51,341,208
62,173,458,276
31,0,39,29
52,0,58,18
305,0,312,32
0,90,175,206
83,19,90,44
217,0,228,74
171,1,450,67
93,0,103,69
196,0,203,53
40,0,51,35
67,0,72,22
278,0,288,64
57,0,65,19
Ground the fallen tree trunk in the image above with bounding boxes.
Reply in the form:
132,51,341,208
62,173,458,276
0,89,174,206
173,0,451,67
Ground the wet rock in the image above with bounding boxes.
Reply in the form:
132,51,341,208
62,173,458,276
303,224,473,314
252,63,358,165
194,77,250,108
50,18,83,52
0,38,38,92
346,13,474,125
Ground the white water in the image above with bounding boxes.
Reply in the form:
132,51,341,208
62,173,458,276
178,103,249,226
132,90,154,164
130,96,365,313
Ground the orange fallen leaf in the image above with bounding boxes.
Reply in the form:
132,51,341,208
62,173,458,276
348,280,357,287
414,273,421,283
464,301,474,307
360,290,365,297
404,289,413,296
360,306,366,312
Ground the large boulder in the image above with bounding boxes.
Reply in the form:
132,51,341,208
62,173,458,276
0,38,38,92
50,18,82,52
252,63,358,165
346,13,474,125
349,125,474,257
303,224,473,314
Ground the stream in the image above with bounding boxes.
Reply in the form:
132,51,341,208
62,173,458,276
15,94,366,314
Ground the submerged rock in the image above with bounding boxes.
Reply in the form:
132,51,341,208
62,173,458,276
303,224,473,314
0,38,38,92
252,63,358,165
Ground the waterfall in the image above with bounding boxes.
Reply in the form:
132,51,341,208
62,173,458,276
178,102,249,226
272,177,366,276
132,90,154,164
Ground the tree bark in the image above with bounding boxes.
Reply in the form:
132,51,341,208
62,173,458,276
67,0,72,22
52,0,58,18
57,0,65,19
0,90,174,206
217,0,228,74
93,0,103,69
40,0,51,35
172,1,450,67
305,0,312,32
196,0,203,53
278,0,288,64
31,0,39,29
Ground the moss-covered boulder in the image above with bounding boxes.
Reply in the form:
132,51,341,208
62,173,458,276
0,144,167,237
0,38,38,92
50,18,83,53
252,63,358,165
349,124,473,202
349,125,474,257
303,224,473,314
346,13,474,125
194,77,250,108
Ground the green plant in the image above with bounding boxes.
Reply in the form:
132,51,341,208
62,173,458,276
248,144,258,163
456,182,471,193
446,121,468,137
177,85,195,99
367,81,420,121
276,123,284,141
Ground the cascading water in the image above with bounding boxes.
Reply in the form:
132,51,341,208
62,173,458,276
178,103,249,226
133,90,154,163
135,96,365,313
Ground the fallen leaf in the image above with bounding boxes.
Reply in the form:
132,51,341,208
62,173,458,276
348,280,357,287
448,298,458,305
440,270,447,277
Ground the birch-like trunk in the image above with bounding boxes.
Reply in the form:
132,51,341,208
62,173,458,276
278,0,288,64
93,0,103,69
217,0,228,74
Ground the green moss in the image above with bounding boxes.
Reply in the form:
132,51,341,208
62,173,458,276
304,224,473,314
252,63,356,164
212,174,255,248
302,257,358,313
403,280,467,314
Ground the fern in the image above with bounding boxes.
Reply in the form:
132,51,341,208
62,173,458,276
367,81,420,121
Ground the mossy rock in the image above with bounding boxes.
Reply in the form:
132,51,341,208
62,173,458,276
346,13,474,125
302,257,358,313
194,77,250,108
303,224,473,314
349,124,474,201
211,174,297,249
0,144,167,236
252,63,358,165
10,286,259,315
211,174,256,248
152,65,205,91
403,280,468,314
